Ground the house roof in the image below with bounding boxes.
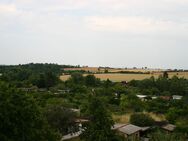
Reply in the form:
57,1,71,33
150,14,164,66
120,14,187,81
172,95,183,99
159,96,171,100
140,127,150,132
162,124,176,131
118,124,142,135
137,95,147,98
75,119,89,123
152,96,157,99
112,123,127,130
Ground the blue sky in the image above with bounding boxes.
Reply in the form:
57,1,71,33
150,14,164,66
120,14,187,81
0,0,188,69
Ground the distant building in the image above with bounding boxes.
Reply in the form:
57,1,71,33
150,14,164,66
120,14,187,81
159,96,171,101
161,124,176,133
70,108,80,113
74,118,89,123
38,88,47,92
151,96,157,100
121,81,128,86
19,86,38,92
172,95,183,100
58,89,70,94
112,124,150,140
136,95,147,101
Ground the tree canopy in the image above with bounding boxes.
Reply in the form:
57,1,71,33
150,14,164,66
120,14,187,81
0,83,60,141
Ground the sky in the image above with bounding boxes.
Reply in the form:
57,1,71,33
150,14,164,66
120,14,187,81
0,0,188,69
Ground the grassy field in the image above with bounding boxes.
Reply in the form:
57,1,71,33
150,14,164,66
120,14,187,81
113,112,166,123
60,72,188,82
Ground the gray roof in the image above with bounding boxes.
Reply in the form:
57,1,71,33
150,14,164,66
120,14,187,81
112,123,127,130
118,124,142,135
172,95,183,99
61,131,82,141
162,124,176,131
140,127,150,131
136,95,147,98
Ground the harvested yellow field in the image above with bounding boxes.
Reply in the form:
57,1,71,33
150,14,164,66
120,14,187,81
92,74,158,82
107,68,164,73
63,67,164,73
60,72,188,82
60,73,154,82
168,72,188,78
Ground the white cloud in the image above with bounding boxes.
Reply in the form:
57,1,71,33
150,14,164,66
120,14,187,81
85,16,184,33
0,4,17,13
165,0,188,4
0,0,188,68
14,0,89,12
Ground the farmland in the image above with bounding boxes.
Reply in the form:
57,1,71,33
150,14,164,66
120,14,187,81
63,67,164,73
60,72,188,82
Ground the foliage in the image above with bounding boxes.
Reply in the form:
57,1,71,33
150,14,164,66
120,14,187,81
0,63,61,89
70,72,85,84
130,113,155,127
146,98,169,114
44,105,78,135
150,131,185,141
163,71,169,79
166,108,185,123
31,71,59,88
120,94,143,112
129,76,188,96
81,96,117,141
85,75,100,87
0,83,60,141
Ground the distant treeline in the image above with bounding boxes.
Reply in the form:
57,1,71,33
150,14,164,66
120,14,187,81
61,65,81,68
167,69,188,72
0,63,64,88
62,70,93,74
0,63,61,74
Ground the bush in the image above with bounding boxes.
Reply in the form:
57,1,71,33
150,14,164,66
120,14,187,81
130,113,155,127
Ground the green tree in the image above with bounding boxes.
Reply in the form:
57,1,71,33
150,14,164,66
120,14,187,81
130,113,155,127
120,94,143,112
70,72,84,84
146,98,169,114
104,79,112,88
45,105,78,135
85,75,98,87
81,96,117,141
0,84,60,141
163,71,169,79
104,69,109,73
166,108,184,123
